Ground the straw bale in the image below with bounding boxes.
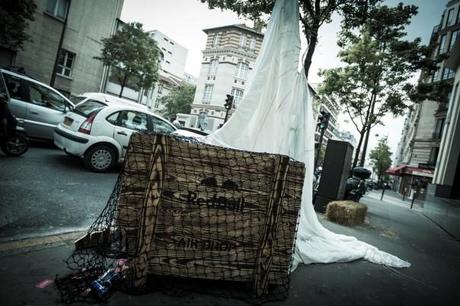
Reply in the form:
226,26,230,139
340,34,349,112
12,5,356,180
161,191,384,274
325,200,367,226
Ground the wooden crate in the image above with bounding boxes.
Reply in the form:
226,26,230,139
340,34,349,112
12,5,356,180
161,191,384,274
116,133,305,296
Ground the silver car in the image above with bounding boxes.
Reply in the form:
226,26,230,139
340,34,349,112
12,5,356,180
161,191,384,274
0,69,74,140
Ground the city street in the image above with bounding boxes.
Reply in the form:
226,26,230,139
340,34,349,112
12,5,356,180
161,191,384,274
0,143,118,241
0,143,459,305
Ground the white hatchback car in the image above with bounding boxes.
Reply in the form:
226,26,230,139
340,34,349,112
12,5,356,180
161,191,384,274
54,93,197,172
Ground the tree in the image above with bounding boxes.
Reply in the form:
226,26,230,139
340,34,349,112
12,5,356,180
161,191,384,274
97,22,160,97
200,0,359,78
369,137,392,184
0,0,37,51
320,2,424,168
159,84,196,120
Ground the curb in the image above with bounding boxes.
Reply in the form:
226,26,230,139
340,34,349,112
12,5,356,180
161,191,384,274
0,231,85,252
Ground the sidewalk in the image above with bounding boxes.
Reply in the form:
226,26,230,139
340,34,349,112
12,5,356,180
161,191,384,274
1,190,459,305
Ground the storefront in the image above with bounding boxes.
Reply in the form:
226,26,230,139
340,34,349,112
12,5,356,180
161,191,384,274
386,165,434,200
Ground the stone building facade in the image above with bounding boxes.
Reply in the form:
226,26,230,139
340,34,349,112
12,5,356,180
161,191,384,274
177,24,263,132
1,0,123,97
394,0,460,195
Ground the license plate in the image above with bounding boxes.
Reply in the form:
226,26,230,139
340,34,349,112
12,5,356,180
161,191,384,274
63,116,73,126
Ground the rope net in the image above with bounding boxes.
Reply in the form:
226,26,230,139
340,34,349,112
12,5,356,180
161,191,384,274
57,132,305,304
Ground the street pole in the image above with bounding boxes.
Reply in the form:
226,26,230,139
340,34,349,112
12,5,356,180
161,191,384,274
314,128,325,170
314,111,330,170
380,187,385,200
410,189,416,209
50,0,71,87
224,108,230,123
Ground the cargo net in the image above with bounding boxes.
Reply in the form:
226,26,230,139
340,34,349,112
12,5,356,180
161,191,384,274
57,133,305,304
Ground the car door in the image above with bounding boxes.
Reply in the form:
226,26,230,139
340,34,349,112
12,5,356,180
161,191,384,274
112,110,149,157
21,78,72,140
1,73,28,125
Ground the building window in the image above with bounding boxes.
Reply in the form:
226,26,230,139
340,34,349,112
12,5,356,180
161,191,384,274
433,118,445,140
249,37,256,50
429,147,439,165
231,88,244,107
202,84,213,103
449,30,459,51
57,49,75,77
442,67,455,80
446,8,455,27
208,59,218,76
212,33,220,47
157,85,163,94
240,34,247,48
438,34,447,55
46,0,69,20
432,66,442,82
235,62,249,79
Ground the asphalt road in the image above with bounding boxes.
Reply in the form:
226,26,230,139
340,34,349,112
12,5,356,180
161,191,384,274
0,142,118,241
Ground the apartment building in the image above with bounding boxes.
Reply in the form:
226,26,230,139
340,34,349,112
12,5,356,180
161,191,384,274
106,29,189,113
393,0,459,195
177,24,263,132
1,0,123,97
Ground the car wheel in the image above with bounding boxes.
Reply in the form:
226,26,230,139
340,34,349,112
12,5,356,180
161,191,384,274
84,144,117,172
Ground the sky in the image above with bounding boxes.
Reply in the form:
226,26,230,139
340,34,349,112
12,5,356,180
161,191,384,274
121,0,448,163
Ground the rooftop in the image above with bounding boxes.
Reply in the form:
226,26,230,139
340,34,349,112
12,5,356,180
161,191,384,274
203,24,263,37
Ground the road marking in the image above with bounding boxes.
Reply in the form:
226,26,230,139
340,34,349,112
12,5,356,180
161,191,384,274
0,231,86,252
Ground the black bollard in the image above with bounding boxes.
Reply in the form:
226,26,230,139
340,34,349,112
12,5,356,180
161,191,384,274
380,187,385,201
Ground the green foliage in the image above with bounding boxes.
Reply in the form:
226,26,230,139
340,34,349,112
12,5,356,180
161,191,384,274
159,84,196,119
320,1,423,167
200,0,353,77
97,22,160,97
407,79,453,105
0,0,37,50
369,137,392,183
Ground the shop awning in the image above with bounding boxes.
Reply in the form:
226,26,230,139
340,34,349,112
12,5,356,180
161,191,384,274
386,165,407,176
404,166,434,178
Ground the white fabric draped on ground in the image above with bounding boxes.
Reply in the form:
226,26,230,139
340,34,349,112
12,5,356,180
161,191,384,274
204,0,410,269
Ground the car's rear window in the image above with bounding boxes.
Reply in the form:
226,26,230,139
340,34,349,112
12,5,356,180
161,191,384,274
74,100,107,117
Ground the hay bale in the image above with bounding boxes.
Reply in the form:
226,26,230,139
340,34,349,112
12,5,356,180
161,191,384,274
325,201,367,226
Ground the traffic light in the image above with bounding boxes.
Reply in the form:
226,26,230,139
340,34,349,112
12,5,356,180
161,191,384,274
224,94,234,110
317,110,330,131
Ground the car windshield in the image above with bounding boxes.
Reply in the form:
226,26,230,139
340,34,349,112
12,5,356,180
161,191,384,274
69,95,87,105
74,100,107,117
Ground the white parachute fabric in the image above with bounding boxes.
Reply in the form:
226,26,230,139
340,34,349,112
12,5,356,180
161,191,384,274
204,0,411,269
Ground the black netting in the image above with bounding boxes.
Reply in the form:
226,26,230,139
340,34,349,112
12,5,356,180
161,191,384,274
57,132,305,304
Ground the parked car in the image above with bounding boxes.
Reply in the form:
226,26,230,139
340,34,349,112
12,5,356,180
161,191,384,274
0,68,74,140
54,93,202,172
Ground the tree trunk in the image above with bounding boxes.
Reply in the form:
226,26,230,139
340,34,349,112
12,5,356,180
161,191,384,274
119,74,129,98
359,125,371,167
359,93,377,166
303,27,319,79
352,128,366,168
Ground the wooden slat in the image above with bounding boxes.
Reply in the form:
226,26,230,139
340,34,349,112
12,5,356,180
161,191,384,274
253,155,290,297
132,134,169,288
